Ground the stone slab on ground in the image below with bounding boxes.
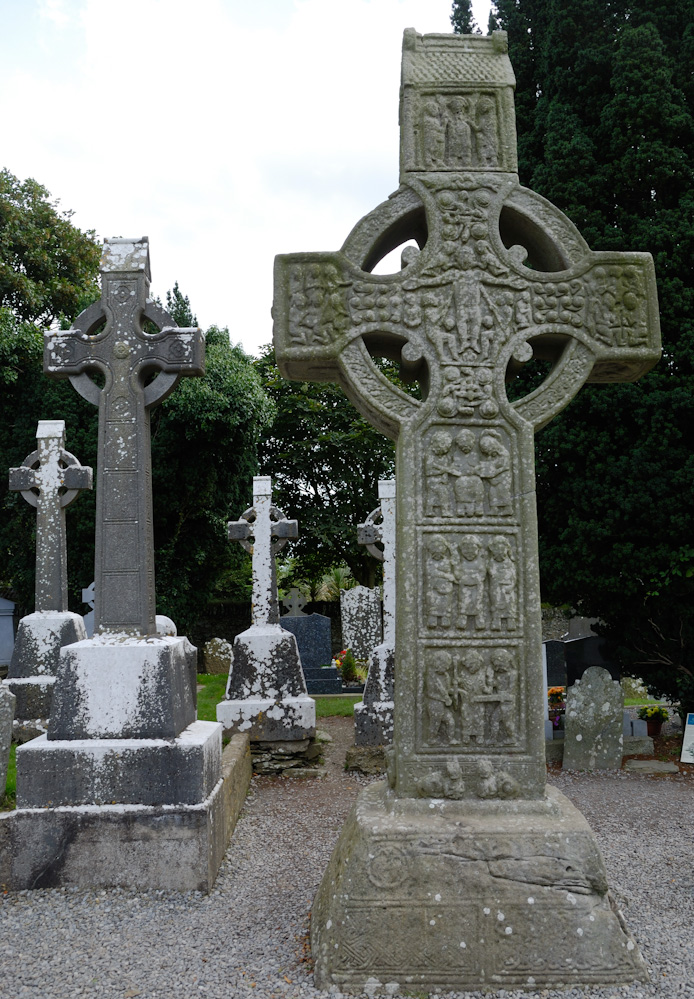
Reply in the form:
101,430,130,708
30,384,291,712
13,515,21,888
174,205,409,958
0,733,251,891
546,734,654,765
217,695,315,741
624,759,679,774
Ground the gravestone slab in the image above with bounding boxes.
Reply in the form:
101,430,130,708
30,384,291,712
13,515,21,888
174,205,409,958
543,639,566,687
4,421,91,721
0,599,15,668
280,613,341,694
0,686,15,798
82,581,95,638
563,666,624,770
203,637,233,675
340,586,382,661
355,479,396,745
216,477,316,740
273,29,655,991
10,238,226,892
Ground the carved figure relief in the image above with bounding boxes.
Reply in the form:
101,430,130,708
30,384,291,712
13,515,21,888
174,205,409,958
476,758,519,799
487,535,517,630
456,535,487,629
422,645,518,751
415,760,466,799
423,426,515,520
424,534,457,627
417,93,499,170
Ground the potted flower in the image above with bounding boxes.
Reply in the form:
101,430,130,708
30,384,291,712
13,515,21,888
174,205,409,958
637,704,669,738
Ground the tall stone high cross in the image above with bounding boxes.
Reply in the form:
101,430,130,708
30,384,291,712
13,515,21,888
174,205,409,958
44,238,204,635
9,421,92,613
228,476,298,626
274,30,659,992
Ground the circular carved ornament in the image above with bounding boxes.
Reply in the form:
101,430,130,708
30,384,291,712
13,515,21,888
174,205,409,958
113,341,131,359
367,845,411,889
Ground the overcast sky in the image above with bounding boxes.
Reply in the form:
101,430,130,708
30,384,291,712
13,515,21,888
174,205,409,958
2,0,492,356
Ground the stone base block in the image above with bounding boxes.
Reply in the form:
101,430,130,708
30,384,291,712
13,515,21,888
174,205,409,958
49,635,196,740
311,782,646,993
217,695,315,741
4,676,55,721
303,667,342,694
0,734,252,892
345,744,387,775
354,699,394,746
7,612,87,683
545,735,654,766
251,736,323,774
16,721,221,807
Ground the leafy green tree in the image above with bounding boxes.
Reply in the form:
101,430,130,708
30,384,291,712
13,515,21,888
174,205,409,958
0,169,100,325
255,347,395,592
450,0,478,35
484,0,694,713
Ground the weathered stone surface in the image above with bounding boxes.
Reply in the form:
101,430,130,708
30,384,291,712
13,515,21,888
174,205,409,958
4,611,87,721
273,27,658,991
0,685,15,797
44,239,204,636
345,744,387,775
202,637,233,675
16,720,221,807
340,586,382,661
0,734,251,892
48,635,196,741
546,734,653,765
217,477,315,741
355,479,396,746
312,782,645,992
563,667,624,771
624,759,678,774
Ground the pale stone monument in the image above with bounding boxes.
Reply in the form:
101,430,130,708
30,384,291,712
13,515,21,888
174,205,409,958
563,666,624,770
340,586,382,660
354,479,396,745
273,29,658,991
4,421,92,725
216,476,316,740
4,238,232,891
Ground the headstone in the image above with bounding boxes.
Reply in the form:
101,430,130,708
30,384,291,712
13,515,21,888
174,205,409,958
280,611,340,694
340,585,382,661
216,477,316,739
273,29,655,990
82,581,95,638
541,645,553,741
543,638,566,687
203,637,234,675
563,666,624,770
4,421,92,723
0,685,15,798
0,598,16,667
567,615,599,639
9,238,227,892
565,635,619,686
354,479,396,745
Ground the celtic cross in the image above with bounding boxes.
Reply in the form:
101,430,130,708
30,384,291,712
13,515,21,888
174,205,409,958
228,476,298,627
358,479,396,646
274,30,660,799
9,420,92,614
44,238,205,635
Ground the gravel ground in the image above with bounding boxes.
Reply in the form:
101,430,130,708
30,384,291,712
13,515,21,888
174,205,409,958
0,717,692,999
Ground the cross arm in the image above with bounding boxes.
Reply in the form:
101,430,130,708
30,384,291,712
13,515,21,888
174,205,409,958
228,519,253,542
272,519,298,541
8,465,37,492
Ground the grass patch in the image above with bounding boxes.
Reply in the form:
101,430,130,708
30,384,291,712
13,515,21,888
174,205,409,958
2,744,16,811
197,673,228,722
313,695,360,718
624,696,661,706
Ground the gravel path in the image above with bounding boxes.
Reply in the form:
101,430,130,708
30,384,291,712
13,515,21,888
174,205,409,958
0,718,692,999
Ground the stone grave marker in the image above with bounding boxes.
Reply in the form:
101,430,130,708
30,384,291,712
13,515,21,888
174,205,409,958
354,479,396,745
280,590,340,695
4,421,92,725
565,635,619,686
543,638,566,687
273,28,657,991
0,598,16,669
216,476,316,739
82,581,95,638
563,666,624,770
7,238,228,892
340,585,382,661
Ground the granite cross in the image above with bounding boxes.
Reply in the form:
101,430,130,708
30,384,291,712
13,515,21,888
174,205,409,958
273,30,661,800
44,238,205,636
228,476,298,626
357,479,396,645
9,421,92,614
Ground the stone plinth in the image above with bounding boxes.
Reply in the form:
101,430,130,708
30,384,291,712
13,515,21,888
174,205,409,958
563,666,624,771
311,781,645,992
216,624,315,740
4,611,87,721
